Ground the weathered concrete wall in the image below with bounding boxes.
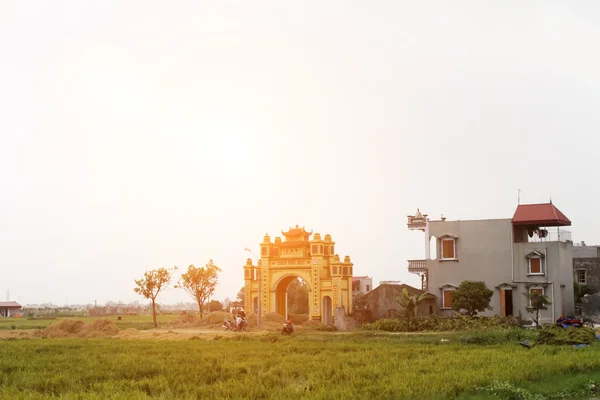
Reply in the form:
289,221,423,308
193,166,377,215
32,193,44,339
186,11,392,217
574,258,600,293
334,307,357,331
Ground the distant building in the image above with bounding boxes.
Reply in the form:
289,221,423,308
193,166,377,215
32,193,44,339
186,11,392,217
407,202,575,323
364,283,436,320
573,244,600,293
352,276,373,295
0,301,22,317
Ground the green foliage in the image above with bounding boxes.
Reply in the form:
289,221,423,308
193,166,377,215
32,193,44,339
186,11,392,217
523,291,552,328
134,267,176,328
574,281,592,304
459,329,537,345
363,315,519,332
536,325,596,345
476,379,600,400
209,300,223,312
286,279,309,314
452,281,494,317
236,286,245,303
395,288,428,327
177,261,221,319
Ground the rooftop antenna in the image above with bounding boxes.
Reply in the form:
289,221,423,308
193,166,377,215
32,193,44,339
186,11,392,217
518,189,521,205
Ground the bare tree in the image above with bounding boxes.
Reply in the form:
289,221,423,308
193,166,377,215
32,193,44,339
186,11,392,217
177,260,221,319
134,267,176,328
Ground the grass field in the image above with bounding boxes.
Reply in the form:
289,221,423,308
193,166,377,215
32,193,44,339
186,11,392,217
0,315,179,331
2,331,600,399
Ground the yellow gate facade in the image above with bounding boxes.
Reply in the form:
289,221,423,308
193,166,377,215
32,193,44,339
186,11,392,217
243,226,354,323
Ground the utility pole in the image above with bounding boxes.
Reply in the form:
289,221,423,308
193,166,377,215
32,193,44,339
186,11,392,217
245,248,261,329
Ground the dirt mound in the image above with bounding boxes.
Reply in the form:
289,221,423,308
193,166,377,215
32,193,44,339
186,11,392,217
203,311,231,325
42,320,86,338
79,319,120,338
170,314,202,328
42,319,120,338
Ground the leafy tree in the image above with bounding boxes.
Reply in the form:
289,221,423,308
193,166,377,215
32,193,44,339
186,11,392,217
177,260,221,319
209,300,223,312
134,267,176,328
287,279,309,314
452,281,493,317
236,286,245,303
353,293,367,309
396,288,428,328
524,291,552,328
574,282,592,305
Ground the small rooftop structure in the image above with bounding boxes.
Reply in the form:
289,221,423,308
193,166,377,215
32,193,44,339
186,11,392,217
512,202,571,227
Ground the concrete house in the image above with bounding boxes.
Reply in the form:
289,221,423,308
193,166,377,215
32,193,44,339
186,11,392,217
352,276,373,295
407,203,575,324
0,301,22,317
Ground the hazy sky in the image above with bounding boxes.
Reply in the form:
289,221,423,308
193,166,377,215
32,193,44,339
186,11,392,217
2,1,600,306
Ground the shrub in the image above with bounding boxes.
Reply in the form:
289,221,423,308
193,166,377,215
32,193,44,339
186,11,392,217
287,313,309,325
536,325,596,345
363,315,519,332
452,281,494,316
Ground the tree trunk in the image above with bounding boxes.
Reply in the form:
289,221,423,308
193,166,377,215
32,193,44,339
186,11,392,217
198,299,203,319
151,299,157,328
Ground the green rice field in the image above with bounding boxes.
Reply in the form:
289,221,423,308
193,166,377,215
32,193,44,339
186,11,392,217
1,331,600,399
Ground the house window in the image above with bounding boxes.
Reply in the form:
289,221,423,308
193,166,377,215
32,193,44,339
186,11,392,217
529,287,544,307
441,238,456,260
324,246,329,256
261,247,267,256
272,248,279,257
442,289,454,309
528,257,543,275
312,245,318,254
429,305,434,315
366,285,370,292
332,266,337,275
576,269,586,285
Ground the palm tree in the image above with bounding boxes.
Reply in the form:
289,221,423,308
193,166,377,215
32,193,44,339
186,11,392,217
396,288,428,329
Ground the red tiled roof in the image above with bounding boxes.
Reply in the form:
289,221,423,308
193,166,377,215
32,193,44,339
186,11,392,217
512,203,571,227
0,301,21,308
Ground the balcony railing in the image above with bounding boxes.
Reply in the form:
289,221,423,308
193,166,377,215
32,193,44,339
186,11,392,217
527,228,571,243
407,259,427,273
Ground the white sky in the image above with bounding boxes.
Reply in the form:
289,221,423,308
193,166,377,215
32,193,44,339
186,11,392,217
2,1,600,305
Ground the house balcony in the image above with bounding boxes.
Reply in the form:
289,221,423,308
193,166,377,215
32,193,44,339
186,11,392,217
407,259,427,273
527,228,571,243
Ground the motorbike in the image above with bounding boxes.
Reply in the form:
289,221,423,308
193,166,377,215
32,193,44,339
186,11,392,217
222,317,248,332
281,320,294,335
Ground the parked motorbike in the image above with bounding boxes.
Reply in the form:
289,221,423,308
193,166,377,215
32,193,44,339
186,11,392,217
281,320,294,335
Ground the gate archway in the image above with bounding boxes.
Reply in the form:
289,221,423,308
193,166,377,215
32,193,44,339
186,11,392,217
243,226,354,321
